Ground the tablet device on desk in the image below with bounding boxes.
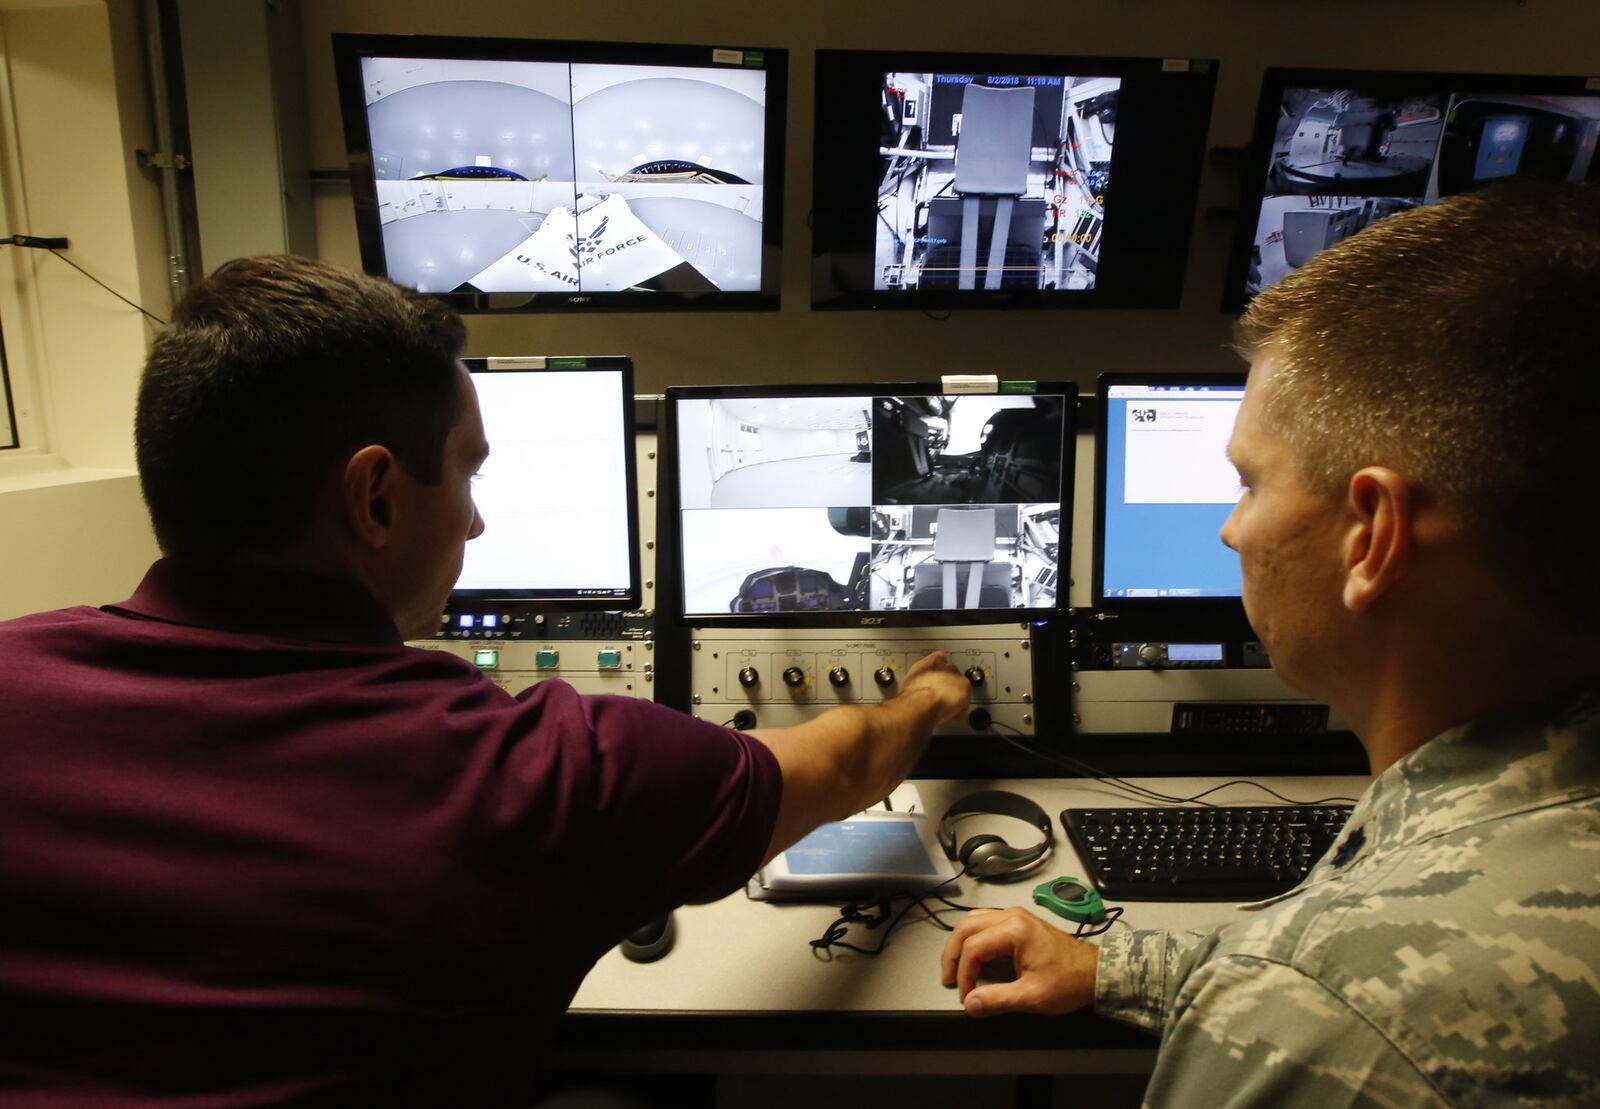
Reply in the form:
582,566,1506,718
751,812,958,900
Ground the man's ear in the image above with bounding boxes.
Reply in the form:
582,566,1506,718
1342,466,1413,614
341,444,400,550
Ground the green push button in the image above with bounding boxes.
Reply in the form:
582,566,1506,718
597,648,624,669
536,648,560,669
473,649,499,669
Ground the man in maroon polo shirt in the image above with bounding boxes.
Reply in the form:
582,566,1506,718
0,256,971,1105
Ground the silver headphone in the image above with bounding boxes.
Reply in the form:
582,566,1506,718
938,790,1054,879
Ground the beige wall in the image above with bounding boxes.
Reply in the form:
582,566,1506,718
0,0,164,617
299,0,1600,394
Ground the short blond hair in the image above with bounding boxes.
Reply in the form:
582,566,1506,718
1236,183,1600,615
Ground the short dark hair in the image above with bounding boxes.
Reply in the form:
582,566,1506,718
1235,183,1600,621
136,256,467,559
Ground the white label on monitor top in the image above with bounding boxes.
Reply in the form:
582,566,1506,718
713,48,745,66
1161,59,1192,73
941,374,999,394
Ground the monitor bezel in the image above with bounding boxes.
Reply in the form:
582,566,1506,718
662,380,1077,628
331,32,788,314
452,355,642,608
810,49,1219,311
1223,66,1600,313
1091,370,1248,615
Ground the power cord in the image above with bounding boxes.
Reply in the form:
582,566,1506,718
1,236,168,326
987,721,1359,807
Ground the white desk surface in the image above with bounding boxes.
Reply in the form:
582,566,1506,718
571,775,1370,1017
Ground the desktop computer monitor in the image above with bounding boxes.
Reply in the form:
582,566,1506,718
663,382,1075,627
811,50,1218,310
332,33,786,312
450,356,640,609
1225,68,1600,309
1094,373,1246,606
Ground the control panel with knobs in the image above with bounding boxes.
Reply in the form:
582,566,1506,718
690,628,1035,735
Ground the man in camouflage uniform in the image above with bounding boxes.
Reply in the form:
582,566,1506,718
940,182,1600,1105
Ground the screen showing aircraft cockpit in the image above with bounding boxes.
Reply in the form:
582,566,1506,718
1096,376,1245,601
667,384,1073,626
333,34,785,312
1227,68,1600,308
452,357,639,606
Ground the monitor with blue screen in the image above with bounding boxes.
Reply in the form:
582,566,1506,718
1094,374,1245,603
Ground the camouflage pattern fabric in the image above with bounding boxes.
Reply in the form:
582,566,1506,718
1095,683,1600,1107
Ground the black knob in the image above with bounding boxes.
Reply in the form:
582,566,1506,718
782,666,806,689
873,666,896,688
731,709,758,731
828,666,850,688
964,667,986,687
737,666,760,689
968,707,993,730
1137,643,1164,668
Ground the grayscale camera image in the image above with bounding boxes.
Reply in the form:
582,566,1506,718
358,57,768,295
680,507,870,614
868,503,1059,611
675,397,873,510
1245,195,1419,297
1248,87,1600,297
875,72,1118,293
1266,90,1447,197
871,394,1064,506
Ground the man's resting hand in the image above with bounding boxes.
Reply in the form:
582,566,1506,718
941,906,1099,1017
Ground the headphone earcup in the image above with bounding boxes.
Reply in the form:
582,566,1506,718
958,833,1009,875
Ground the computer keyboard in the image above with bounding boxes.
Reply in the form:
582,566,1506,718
1061,804,1355,901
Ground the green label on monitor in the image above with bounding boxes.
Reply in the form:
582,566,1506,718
744,50,765,67
1000,380,1038,394
546,357,588,368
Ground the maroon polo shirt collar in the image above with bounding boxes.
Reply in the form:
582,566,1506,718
107,557,405,646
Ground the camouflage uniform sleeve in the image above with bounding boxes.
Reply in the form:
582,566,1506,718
1093,928,1214,1033
1142,955,1448,1109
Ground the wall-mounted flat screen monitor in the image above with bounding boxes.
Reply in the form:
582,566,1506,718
811,50,1218,310
452,356,640,606
1226,68,1600,310
664,383,1075,626
332,34,786,312
1094,374,1246,604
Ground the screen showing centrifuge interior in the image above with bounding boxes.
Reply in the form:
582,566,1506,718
876,72,1119,293
356,55,770,296
674,391,1068,619
1244,81,1600,299
452,363,637,602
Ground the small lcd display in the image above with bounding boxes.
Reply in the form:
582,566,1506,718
1167,643,1225,662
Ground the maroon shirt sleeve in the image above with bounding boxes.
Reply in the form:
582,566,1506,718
443,676,782,929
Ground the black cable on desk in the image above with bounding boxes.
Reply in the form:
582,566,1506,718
810,870,979,957
989,723,1360,807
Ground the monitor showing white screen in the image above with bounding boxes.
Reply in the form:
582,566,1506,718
668,384,1073,625
1097,378,1245,600
453,357,639,604
333,34,785,311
